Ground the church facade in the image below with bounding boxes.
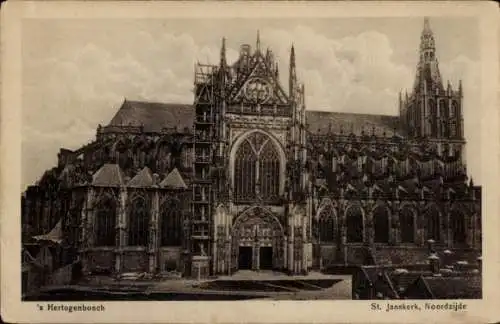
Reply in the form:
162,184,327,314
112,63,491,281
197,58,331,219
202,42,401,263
22,19,482,278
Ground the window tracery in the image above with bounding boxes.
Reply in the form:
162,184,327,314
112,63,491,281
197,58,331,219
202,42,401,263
160,199,183,246
399,207,415,243
234,133,280,202
426,205,440,241
128,197,149,246
373,206,390,243
318,206,336,243
94,195,117,247
346,206,364,243
451,210,467,244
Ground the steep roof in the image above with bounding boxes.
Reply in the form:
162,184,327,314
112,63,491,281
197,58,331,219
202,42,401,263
421,275,482,299
128,167,154,187
160,168,188,189
92,164,126,187
106,100,401,137
108,100,195,133
32,219,63,244
306,111,401,137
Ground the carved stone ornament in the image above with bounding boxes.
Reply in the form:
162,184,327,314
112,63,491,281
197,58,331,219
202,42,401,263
244,78,272,104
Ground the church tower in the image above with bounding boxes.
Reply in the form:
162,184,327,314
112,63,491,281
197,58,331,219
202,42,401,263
400,17,465,159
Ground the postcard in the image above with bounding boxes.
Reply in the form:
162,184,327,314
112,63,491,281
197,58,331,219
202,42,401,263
1,1,499,323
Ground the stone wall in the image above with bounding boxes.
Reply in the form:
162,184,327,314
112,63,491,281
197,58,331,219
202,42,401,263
159,247,182,272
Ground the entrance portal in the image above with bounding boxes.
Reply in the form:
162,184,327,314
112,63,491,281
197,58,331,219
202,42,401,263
238,247,252,270
231,206,285,273
259,247,273,270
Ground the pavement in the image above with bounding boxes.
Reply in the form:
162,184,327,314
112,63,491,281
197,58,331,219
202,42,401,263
29,270,352,300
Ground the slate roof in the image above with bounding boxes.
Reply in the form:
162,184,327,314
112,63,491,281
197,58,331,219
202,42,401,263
371,247,429,266
421,275,482,299
305,111,402,137
160,168,188,189
108,100,194,133
128,167,154,187
389,271,422,293
92,164,126,187
106,100,401,137
32,219,63,244
360,266,399,299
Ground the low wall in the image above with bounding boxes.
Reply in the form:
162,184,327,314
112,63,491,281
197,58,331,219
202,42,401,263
159,247,182,272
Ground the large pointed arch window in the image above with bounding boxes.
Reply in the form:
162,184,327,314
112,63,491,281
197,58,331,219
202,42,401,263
373,206,390,243
128,197,149,246
426,206,441,241
451,209,467,244
234,132,280,202
160,199,183,246
399,207,416,243
318,206,337,243
94,194,117,247
346,206,364,243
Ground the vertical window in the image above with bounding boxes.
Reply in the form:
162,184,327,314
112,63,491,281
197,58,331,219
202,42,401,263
259,141,280,200
332,156,337,172
439,99,447,118
373,206,390,243
156,142,171,174
318,206,336,243
426,206,440,241
234,133,281,203
451,210,467,244
182,147,193,170
357,156,364,172
428,99,437,137
160,199,183,246
94,195,117,247
400,207,415,243
346,206,364,243
128,197,149,246
235,141,257,201
452,101,460,118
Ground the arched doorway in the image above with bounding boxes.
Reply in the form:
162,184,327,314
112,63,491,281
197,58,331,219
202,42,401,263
230,207,284,272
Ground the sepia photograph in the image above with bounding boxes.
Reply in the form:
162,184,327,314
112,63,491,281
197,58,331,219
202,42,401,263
2,1,499,323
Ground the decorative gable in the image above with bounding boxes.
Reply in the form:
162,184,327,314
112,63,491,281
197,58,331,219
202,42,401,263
92,163,126,187
128,167,154,188
160,168,188,189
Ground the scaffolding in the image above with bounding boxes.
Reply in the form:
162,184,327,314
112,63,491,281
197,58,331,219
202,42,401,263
190,63,218,278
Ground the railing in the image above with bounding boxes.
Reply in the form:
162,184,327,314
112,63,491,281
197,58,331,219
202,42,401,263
226,104,291,117
195,155,211,163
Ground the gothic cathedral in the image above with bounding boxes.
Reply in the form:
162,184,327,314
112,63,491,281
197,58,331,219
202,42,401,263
22,18,481,278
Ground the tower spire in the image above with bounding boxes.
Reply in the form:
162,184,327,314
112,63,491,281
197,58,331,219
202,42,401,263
413,17,442,94
256,30,261,53
289,44,297,97
220,37,227,67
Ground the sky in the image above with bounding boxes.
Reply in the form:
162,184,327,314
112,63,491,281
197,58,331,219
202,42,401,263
21,17,481,189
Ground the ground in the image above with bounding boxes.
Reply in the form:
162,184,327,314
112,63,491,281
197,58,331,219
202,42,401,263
24,271,352,301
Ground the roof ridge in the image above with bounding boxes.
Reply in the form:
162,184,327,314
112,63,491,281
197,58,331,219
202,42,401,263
306,110,399,118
